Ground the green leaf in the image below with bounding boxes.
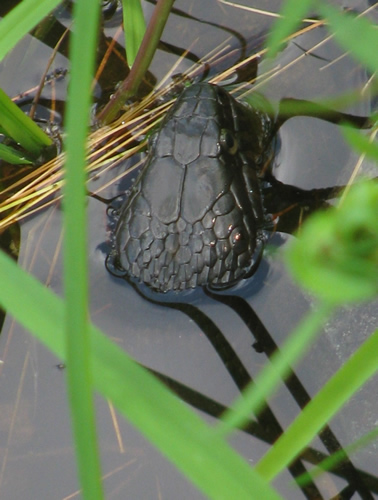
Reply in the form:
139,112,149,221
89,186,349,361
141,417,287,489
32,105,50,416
0,249,282,500
62,0,104,498
0,0,62,62
0,143,32,164
256,328,378,481
342,126,378,161
265,0,315,58
286,181,378,304
122,0,146,67
0,88,52,157
98,0,175,123
319,3,378,74
216,302,333,435
296,426,378,486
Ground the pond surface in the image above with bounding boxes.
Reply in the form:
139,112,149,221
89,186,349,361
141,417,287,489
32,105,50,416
0,1,377,499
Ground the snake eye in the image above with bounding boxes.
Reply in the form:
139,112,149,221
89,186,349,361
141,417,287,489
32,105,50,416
220,129,238,155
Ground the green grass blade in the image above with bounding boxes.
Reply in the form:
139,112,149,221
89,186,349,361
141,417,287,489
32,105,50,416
265,0,314,58
62,0,104,499
216,302,333,435
0,250,283,500
286,182,378,304
255,328,378,481
122,0,146,67
0,88,52,157
319,3,378,74
296,426,378,486
0,0,62,62
342,126,378,161
0,143,32,164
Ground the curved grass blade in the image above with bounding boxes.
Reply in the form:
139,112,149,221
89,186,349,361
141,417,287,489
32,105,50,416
214,302,334,435
319,3,378,74
265,0,315,58
286,181,378,304
255,328,378,481
0,250,283,500
0,88,52,157
342,126,378,162
0,0,62,62
0,144,32,165
295,426,378,487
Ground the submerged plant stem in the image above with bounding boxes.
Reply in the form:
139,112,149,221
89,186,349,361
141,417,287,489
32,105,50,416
98,0,174,124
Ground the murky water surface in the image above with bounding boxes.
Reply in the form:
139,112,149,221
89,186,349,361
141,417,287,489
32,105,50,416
0,1,377,498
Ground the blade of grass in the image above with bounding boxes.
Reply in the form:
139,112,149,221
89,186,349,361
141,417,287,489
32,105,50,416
255,328,378,481
0,144,32,165
286,182,378,303
63,0,103,499
122,0,146,67
319,3,378,75
0,0,62,62
296,426,378,487
215,301,334,435
0,249,283,500
0,88,52,157
98,0,175,124
342,126,378,162
265,0,315,58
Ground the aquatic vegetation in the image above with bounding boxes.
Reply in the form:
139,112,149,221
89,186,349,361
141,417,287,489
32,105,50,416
0,1,376,499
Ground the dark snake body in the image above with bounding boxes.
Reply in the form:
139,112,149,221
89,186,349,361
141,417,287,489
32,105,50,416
114,83,273,292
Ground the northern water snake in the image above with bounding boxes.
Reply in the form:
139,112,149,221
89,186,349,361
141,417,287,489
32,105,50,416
112,83,274,292
109,82,370,292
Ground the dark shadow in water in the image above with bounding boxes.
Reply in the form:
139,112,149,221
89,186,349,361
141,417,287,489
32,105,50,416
131,280,377,499
205,289,376,500
148,367,378,497
103,90,377,496
132,283,321,499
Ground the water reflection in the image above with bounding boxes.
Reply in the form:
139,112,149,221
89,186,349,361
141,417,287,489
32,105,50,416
129,279,378,498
